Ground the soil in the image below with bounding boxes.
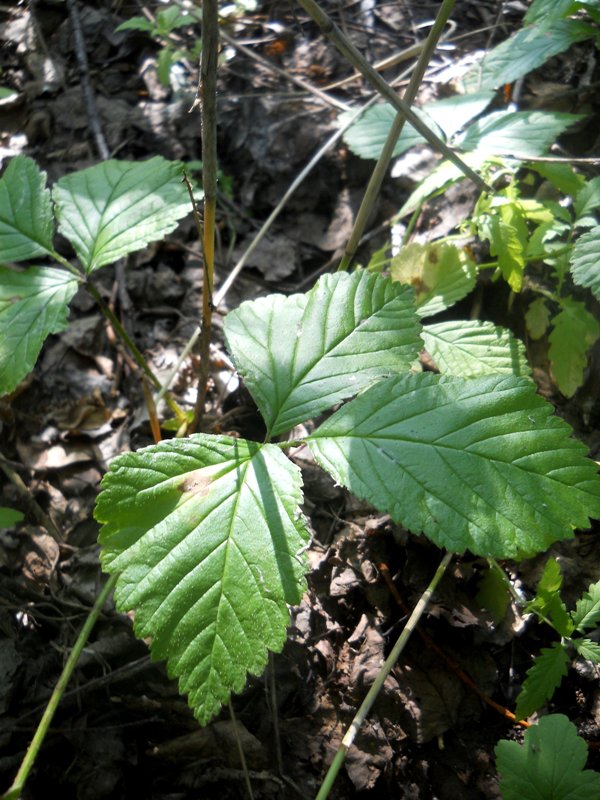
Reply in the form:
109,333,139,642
1,1,600,798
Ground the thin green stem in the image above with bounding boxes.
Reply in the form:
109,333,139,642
296,0,489,193
2,574,118,800
228,701,255,800
339,0,456,270
315,551,453,800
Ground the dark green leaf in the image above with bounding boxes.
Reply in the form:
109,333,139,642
0,155,54,262
515,642,569,720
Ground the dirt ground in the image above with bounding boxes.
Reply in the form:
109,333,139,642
1,0,600,798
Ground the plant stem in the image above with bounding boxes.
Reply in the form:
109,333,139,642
315,551,453,800
2,574,118,800
228,701,255,800
296,0,489,192
339,0,456,270
190,0,218,433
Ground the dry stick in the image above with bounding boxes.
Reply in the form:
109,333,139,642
220,29,351,112
190,0,219,433
65,0,109,160
296,0,489,193
156,100,376,401
315,551,453,800
338,0,456,271
1,573,118,800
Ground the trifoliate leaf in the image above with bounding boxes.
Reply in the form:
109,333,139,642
571,579,600,633
421,320,530,378
570,225,600,302
390,242,477,317
96,434,310,725
525,297,551,340
549,298,600,397
0,266,78,396
457,110,584,159
515,642,569,720
223,270,422,438
526,557,572,637
0,155,54,262
573,638,600,664
0,507,24,527
461,20,594,91
496,714,600,800
309,373,600,559
53,157,192,273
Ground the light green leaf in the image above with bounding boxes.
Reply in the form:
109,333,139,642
570,225,600,302
390,241,477,317
96,434,310,725
0,507,24,527
571,579,600,632
476,202,527,291
0,266,78,396
496,714,600,800
115,16,156,33
309,373,600,559
525,298,551,341
461,20,594,91
574,176,600,220
224,270,422,438
527,161,586,197
0,155,54,262
457,110,583,159
573,638,600,663
515,642,570,720
53,157,191,273
525,0,580,25
421,320,530,379
526,557,572,637
340,92,494,160
549,298,600,397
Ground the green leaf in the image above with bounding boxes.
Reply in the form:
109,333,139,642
570,225,600,302
549,298,600,397
96,434,310,725
571,579,600,632
0,155,54,262
421,320,530,379
309,373,600,559
526,557,572,637
53,157,191,273
475,562,511,623
223,270,422,438
0,266,78,396
389,241,477,317
461,20,595,91
115,16,156,33
340,92,494,160
476,201,527,291
574,177,600,220
0,507,24,527
457,110,583,159
525,0,580,25
496,714,600,800
573,638,600,663
526,161,586,197
525,298,551,341
515,642,570,720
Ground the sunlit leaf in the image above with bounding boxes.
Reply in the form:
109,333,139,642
0,155,54,263
549,298,600,397
571,579,600,633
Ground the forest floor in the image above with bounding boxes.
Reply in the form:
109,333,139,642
1,1,600,798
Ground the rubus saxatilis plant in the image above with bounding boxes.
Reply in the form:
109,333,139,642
94,268,600,725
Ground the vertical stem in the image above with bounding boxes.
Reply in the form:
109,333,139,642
315,551,453,800
228,701,255,800
191,0,218,432
338,0,457,270
2,574,118,800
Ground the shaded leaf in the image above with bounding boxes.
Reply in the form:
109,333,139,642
525,297,551,340
515,642,569,720
0,155,54,263
0,507,24,528
526,160,586,197
390,242,477,317
96,434,310,725
549,298,600,397
571,579,600,633
475,563,511,624
496,714,600,800
309,373,600,559
461,20,594,91
526,557,572,637
570,225,600,302
574,176,600,220
0,266,78,396
224,270,422,437
53,157,192,273
457,110,584,158
573,638,600,663
421,320,530,378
